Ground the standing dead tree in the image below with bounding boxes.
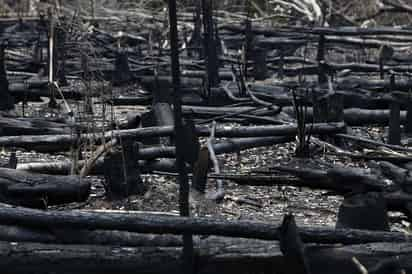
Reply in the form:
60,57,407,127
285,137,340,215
168,0,194,273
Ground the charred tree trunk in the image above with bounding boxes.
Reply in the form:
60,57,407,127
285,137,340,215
168,0,194,273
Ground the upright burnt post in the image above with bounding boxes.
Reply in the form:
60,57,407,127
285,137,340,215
103,139,142,198
47,8,57,83
0,43,14,111
168,1,194,273
252,47,268,80
188,0,202,58
214,20,222,56
388,99,401,145
112,33,131,86
313,91,344,123
278,47,285,80
243,16,252,80
202,0,219,97
47,8,58,109
378,45,394,80
56,16,68,86
81,50,93,114
406,89,412,134
388,75,401,145
113,50,131,86
317,34,327,85
32,13,47,71
279,214,311,274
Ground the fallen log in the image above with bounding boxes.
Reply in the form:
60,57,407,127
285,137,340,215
107,93,212,106
283,107,408,126
9,83,83,101
194,122,346,138
250,84,412,110
0,206,412,245
106,95,152,106
17,158,180,175
330,151,412,164
16,135,293,175
16,158,412,213
305,242,410,274
0,168,90,208
0,241,185,274
0,134,78,152
0,116,74,136
203,113,285,125
138,75,203,89
269,165,412,213
137,136,294,160
335,133,412,153
281,77,412,92
0,122,346,152
0,239,408,274
263,166,386,194
279,62,412,76
207,173,305,186
221,24,412,37
17,160,81,175
0,223,183,246
182,105,280,118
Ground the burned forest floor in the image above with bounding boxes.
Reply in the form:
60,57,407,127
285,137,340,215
4,1,412,273
6,82,409,233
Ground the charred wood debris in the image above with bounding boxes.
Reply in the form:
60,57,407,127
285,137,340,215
1,0,412,273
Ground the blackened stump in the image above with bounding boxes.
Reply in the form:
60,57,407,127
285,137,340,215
181,119,200,166
103,140,143,199
279,214,311,274
313,92,344,123
336,192,390,231
113,50,132,86
192,146,210,194
252,47,268,81
388,98,401,145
